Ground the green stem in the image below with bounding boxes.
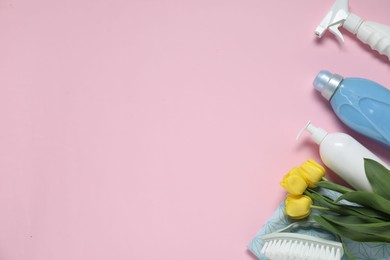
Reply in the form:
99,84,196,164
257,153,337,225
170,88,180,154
304,189,313,198
310,205,331,211
316,180,355,194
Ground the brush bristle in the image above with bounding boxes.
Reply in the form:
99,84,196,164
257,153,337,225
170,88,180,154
261,238,342,260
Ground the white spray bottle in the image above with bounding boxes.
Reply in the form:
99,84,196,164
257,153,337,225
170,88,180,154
296,121,389,192
315,0,390,59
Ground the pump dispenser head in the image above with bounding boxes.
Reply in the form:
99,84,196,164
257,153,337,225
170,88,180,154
296,121,328,144
313,70,344,101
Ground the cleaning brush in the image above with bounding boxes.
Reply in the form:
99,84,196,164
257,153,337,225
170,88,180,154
261,220,344,260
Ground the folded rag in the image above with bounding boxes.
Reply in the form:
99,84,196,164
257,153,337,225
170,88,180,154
247,189,390,260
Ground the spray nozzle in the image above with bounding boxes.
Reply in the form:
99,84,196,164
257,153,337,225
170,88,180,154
315,0,350,43
296,121,328,144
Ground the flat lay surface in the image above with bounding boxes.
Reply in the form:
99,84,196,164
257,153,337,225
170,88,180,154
0,0,389,259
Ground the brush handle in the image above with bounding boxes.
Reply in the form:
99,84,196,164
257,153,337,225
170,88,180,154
274,220,320,233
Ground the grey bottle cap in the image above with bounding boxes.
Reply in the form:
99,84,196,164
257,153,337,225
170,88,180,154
313,70,343,100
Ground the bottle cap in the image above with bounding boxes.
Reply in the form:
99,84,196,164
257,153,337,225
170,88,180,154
344,13,364,34
313,70,344,101
296,121,328,144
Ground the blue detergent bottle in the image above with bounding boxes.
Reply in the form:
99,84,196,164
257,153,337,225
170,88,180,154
313,70,390,148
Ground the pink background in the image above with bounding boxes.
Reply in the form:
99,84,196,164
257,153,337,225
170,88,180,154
0,0,389,259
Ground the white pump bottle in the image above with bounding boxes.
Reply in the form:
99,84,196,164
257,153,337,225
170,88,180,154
297,121,389,192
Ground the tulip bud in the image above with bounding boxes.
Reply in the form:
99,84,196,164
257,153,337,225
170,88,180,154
280,167,308,195
285,194,312,219
300,159,326,188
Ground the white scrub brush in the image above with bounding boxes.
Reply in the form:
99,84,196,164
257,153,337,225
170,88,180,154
261,221,344,260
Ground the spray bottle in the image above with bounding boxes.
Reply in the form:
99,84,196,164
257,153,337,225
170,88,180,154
296,121,389,192
315,0,390,59
313,70,390,148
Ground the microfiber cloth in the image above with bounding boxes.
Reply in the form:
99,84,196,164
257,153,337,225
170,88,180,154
247,189,390,260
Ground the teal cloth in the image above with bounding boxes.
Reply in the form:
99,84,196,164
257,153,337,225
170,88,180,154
247,189,390,260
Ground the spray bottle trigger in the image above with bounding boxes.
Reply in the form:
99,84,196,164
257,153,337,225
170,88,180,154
329,24,345,43
315,0,349,43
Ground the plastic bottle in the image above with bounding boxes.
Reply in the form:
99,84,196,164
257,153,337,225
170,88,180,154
313,70,390,148
315,0,390,59
296,121,389,192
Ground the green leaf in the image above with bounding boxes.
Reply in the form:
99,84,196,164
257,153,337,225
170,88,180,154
317,214,390,242
321,215,390,243
336,191,390,216
344,205,390,221
339,237,356,260
306,189,387,221
305,189,345,212
364,158,390,200
312,214,343,237
316,180,354,194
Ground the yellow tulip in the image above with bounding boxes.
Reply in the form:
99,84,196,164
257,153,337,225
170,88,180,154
285,194,312,219
280,167,308,195
299,159,326,188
